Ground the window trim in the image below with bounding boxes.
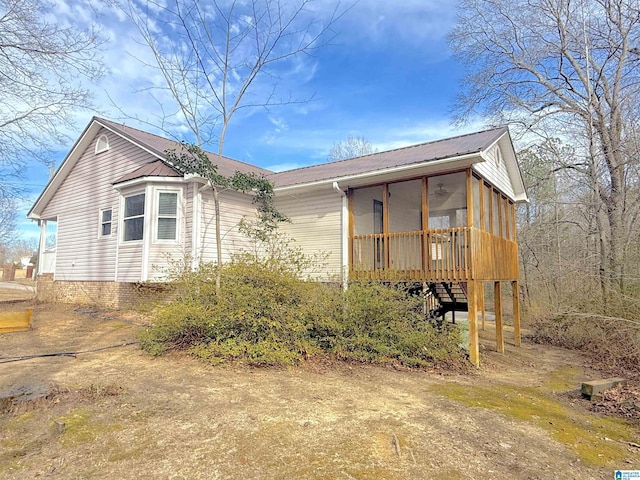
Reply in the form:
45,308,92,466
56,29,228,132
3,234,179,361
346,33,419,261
99,208,113,238
95,134,109,154
122,192,146,243
153,188,181,244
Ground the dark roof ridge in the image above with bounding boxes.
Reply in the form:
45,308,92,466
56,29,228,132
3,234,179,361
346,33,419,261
269,125,507,176
94,116,274,174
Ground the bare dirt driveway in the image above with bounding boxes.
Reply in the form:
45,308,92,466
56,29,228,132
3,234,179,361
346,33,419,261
1,302,638,479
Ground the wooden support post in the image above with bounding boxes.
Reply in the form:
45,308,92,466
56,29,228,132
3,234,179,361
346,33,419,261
512,280,521,347
421,177,428,277
467,280,480,366
494,281,504,354
479,282,486,330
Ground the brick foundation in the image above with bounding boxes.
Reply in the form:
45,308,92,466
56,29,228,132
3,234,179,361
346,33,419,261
35,274,144,308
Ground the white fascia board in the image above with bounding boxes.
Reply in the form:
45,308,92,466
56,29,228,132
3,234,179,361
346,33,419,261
28,118,173,220
493,131,529,203
113,176,186,190
475,131,529,204
273,152,481,194
184,173,208,184
28,121,102,219
97,120,167,163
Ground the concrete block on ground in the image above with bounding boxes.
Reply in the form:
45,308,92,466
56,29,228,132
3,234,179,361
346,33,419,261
581,378,626,400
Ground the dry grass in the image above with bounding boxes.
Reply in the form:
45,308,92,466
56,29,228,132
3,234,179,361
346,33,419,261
0,304,637,479
529,312,640,379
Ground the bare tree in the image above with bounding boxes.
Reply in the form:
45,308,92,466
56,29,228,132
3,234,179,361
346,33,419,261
122,0,345,288
328,135,376,161
0,0,104,179
0,197,16,245
0,0,104,240
450,0,640,294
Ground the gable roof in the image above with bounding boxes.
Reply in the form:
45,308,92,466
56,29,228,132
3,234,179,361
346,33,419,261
97,118,273,178
29,118,527,220
269,127,509,188
28,117,273,219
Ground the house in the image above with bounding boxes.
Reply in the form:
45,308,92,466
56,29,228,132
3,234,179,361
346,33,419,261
28,117,528,365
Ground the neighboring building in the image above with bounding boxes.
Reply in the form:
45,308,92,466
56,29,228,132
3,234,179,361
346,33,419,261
28,117,528,364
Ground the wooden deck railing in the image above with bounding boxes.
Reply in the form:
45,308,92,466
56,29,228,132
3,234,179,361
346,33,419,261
469,229,519,280
350,227,518,282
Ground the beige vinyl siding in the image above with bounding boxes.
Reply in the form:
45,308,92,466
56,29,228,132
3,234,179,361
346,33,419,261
40,128,156,281
117,243,143,282
275,189,342,281
473,145,516,199
199,189,258,264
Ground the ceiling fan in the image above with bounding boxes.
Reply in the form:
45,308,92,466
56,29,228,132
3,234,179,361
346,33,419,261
431,183,448,197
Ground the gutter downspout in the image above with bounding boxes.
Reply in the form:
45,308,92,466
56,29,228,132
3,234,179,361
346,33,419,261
333,181,349,290
187,176,208,271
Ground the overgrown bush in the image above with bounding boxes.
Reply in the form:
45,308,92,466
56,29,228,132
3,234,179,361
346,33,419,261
140,258,463,367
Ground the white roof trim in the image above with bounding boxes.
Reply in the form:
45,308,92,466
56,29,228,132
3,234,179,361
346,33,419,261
28,118,169,219
274,152,483,193
113,176,186,190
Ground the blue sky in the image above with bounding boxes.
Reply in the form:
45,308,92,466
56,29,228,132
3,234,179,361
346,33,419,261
16,0,485,242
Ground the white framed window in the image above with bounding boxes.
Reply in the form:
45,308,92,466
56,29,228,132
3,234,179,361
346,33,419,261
123,193,145,242
100,208,112,237
156,191,179,241
95,134,109,154
495,146,503,166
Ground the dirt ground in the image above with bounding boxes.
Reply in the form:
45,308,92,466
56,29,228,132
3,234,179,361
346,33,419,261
0,302,638,479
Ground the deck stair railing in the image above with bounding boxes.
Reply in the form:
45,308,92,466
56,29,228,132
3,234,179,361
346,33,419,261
425,282,468,320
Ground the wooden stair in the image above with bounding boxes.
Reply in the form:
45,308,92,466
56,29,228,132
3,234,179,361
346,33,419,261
426,282,468,320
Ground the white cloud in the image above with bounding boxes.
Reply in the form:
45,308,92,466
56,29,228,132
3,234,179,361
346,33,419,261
268,115,288,133
309,0,457,56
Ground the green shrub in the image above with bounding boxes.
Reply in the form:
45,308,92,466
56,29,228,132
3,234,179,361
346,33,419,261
140,258,463,368
323,282,462,366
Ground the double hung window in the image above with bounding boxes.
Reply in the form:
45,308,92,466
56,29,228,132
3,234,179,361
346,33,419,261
157,192,178,241
124,193,145,241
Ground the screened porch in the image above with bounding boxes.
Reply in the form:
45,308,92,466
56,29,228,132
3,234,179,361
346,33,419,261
348,170,518,282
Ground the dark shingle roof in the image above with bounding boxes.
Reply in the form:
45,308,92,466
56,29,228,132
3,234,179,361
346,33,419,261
97,117,273,178
113,159,182,184
98,117,508,188
269,127,508,187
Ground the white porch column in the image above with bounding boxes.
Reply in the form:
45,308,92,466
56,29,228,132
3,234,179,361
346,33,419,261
333,182,349,289
37,220,47,276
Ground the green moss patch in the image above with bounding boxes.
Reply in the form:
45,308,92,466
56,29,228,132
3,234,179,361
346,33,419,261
431,382,637,466
545,366,581,392
54,408,121,447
